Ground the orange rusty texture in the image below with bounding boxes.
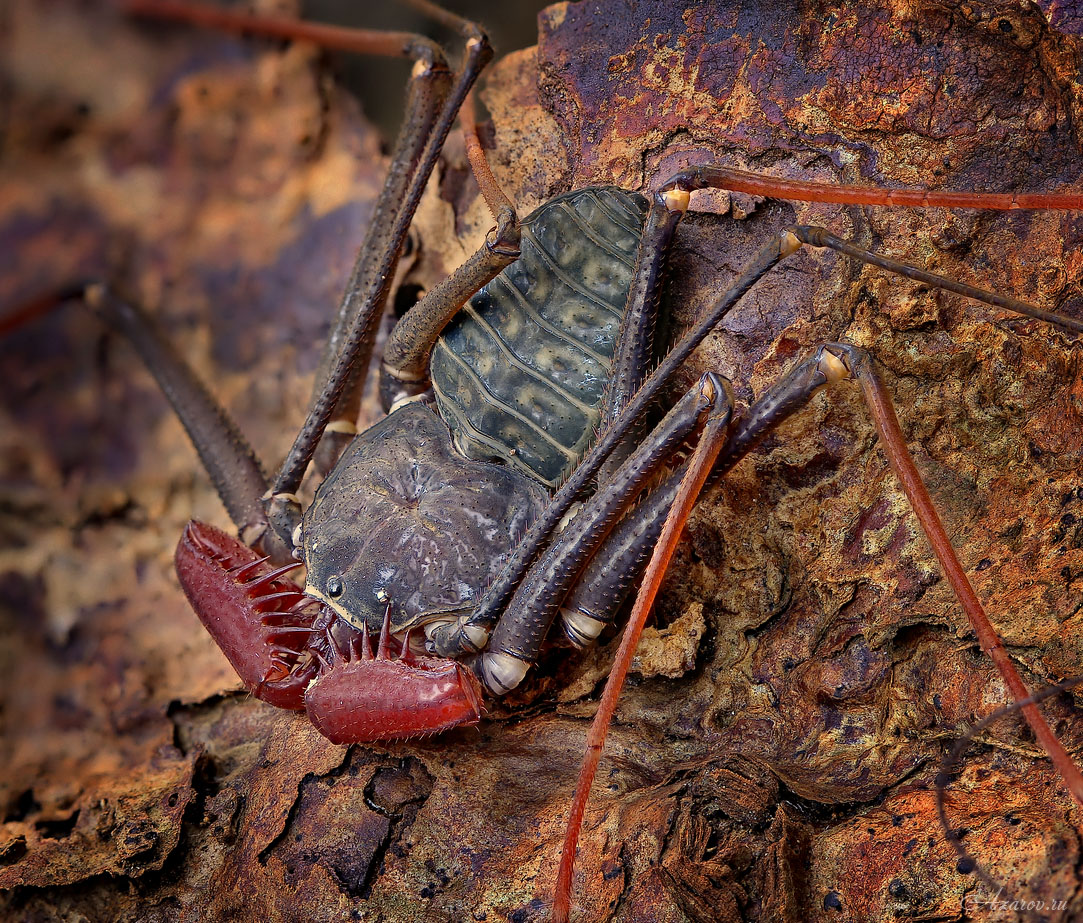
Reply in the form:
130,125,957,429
2,1,1083,922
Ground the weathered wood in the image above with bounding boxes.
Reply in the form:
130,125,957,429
2,2,1083,920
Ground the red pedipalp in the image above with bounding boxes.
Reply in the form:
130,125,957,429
176,519,485,742
176,521,313,710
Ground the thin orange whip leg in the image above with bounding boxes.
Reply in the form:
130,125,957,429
552,380,734,923
0,286,88,338
662,164,1083,211
120,0,438,57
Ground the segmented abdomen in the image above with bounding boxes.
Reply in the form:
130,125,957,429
430,186,649,489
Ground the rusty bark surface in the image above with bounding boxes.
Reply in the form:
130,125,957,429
2,1,1083,922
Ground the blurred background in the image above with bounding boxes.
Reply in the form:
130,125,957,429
305,1,552,138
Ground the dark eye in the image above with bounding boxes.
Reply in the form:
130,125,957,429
327,576,345,599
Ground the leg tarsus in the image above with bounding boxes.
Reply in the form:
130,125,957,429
936,677,1083,895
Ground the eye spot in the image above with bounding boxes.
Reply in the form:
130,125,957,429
327,576,345,599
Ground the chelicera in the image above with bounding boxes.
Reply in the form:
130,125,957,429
43,0,1083,917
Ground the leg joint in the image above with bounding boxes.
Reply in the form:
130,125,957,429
486,206,521,258
817,342,871,383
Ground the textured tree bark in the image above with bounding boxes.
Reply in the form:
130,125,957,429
2,2,1083,921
